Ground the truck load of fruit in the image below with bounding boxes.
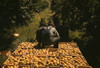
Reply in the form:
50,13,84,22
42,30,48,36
2,42,92,68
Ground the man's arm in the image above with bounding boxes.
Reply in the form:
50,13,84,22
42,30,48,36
53,28,60,38
38,26,46,31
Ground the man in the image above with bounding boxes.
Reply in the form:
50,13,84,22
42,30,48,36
42,20,60,48
36,18,46,48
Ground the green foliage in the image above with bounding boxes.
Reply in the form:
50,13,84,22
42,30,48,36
0,0,49,51
33,0,49,12
69,30,84,40
51,0,100,41
51,0,100,67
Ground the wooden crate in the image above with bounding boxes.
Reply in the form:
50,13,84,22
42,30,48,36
31,56,47,67
59,48,70,56
47,56,60,67
48,48,59,56
5,51,11,56
49,66,60,68
59,42,78,49
19,65,31,68
59,56,75,68
3,55,20,65
58,42,68,49
73,56,89,67
3,65,19,68
19,55,32,65
34,66,46,68
12,48,27,55
77,66,92,68
32,48,48,56
69,48,82,56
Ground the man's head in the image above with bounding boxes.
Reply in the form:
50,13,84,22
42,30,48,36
48,20,55,27
39,18,46,26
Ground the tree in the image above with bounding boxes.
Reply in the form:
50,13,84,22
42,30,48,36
0,0,49,51
51,0,100,67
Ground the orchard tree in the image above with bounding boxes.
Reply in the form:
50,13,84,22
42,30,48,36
51,0,100,67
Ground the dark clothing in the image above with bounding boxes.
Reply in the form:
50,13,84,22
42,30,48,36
36,26,46,48
36,26,46,42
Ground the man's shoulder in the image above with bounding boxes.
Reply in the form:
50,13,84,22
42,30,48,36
48,26,55,30
38,26,46,30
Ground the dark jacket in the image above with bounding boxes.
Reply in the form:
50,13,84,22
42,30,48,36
36,26,46,42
